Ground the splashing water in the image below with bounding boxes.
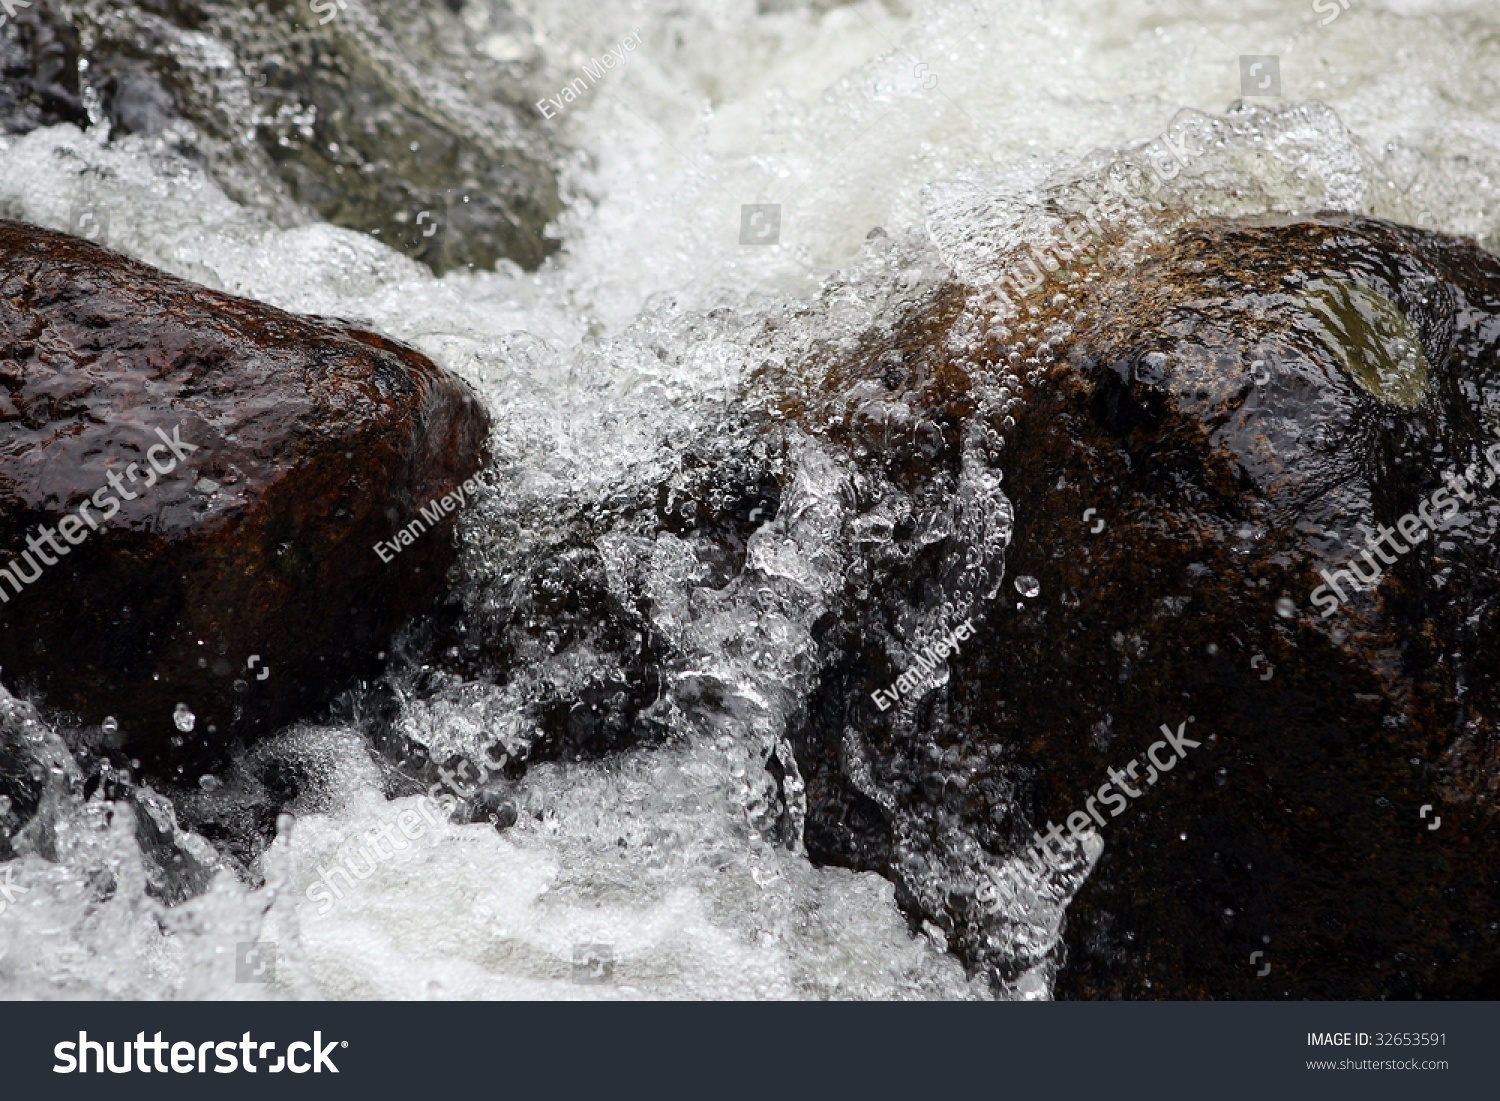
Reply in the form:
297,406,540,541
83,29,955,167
0,0,1497,999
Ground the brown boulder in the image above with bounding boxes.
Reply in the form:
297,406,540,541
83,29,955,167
0,220,488,773
783,213,1500,997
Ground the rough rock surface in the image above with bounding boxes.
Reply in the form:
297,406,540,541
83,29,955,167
0,220,489,772
786,213,1500,998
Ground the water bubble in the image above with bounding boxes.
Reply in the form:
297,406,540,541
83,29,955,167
1135,352,1169,385
1275,596,1296,618
1014,575,1040,598
173,704,196,733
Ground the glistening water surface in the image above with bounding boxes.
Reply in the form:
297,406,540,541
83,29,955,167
0,0,1496,998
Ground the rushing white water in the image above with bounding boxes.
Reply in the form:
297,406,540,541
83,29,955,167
0,0,1497,999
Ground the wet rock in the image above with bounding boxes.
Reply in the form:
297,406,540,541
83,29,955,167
0,3,88,135
0,220,489,773
0,693,54,860
786,213,1500,997
22,0,564,274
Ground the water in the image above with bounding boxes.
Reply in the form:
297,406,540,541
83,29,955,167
0,0,1496,999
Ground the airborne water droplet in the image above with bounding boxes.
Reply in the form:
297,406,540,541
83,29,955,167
1015,575,1040,598
173,703,197,733
101,716,119,735
1275,596,1296,618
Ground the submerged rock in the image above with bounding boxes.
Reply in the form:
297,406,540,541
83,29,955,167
783,213,1500,997
0,220,488,772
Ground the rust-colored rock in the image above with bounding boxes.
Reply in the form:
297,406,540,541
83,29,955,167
0,220,488,773
784,213,1500,998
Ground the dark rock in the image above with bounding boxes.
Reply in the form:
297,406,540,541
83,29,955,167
786,213,1500,997
16,0,564,274
0,219,489,773
0,3,88,135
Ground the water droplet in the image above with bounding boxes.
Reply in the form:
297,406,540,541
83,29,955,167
102,716,119,735
1135,352,1169,385
173,704,196,733
1014,575,1040,598
1275,596,1296,618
